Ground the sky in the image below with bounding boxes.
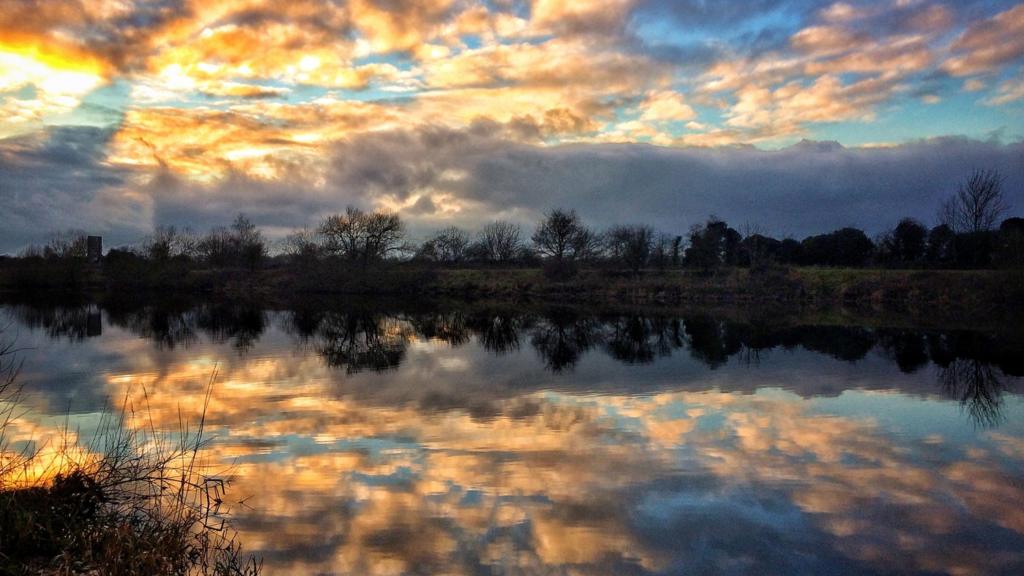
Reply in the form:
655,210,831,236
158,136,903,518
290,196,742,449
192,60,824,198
1,0,1023,252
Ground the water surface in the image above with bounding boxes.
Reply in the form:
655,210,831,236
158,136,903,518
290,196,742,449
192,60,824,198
3,300,1023,575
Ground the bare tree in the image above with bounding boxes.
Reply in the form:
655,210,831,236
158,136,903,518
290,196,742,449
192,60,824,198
939,169,1007,233
195,214,265,269
145,226,174,261
231,213,266,270
319,207,363,261
362,211,405,266
197,227,233,266
651,233,678,270
44,230,88,259
420,226,471,263
605,225,654,274
319,207,404,267
477,221,522,263
532,209,594,262
281,228,322,264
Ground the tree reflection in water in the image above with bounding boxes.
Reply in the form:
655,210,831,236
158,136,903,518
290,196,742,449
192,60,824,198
3,298,1024,574
529,308,603,373
604,316,685,364
939,359,1007,428
4,298,1020,427
468,311,527,354
314,312,412,374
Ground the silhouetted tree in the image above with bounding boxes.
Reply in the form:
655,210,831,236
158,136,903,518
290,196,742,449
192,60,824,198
532,209,595,279
878,218,927,267
605,225,654,274
926,224,956,266
952,231,996,269
230,214,266,270
670,235,683,267
684,218,740,271
994,217,1024,269
195,214,265,269
779,238,803,264
197,227,232,267
419,226,471,264
800,228,874,267
650,233,677,270
319,207,404,268
145,226,174,262
281,228,322,266
144,226,197,262
476,221,523,263
44,230,88,260
939,169,1007,233
532,209,594,261
739,234,783,270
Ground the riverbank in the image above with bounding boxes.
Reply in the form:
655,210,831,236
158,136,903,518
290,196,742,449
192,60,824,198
417,267,1024,311
2,263,1022,315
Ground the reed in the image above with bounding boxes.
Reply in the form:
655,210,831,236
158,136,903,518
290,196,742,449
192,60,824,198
0,336,261,576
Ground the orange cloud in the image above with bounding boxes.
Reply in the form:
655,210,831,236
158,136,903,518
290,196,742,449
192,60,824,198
944,4,1024,76
349,0,459,54
0,33,110,135
985,76,1024,106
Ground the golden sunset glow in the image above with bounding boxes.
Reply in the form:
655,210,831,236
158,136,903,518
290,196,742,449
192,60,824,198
1,0,1021,252
4,306,1023,575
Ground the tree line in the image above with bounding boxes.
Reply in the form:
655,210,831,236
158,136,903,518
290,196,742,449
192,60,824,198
5,169,1021,277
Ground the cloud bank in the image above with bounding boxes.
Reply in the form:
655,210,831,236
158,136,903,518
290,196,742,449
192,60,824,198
2,125,1021,252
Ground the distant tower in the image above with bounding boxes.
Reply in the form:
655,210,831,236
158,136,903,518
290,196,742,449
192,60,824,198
87,236,102,263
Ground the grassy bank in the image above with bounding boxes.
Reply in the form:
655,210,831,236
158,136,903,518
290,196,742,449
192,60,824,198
1,261,1022,314
425,267,1024,309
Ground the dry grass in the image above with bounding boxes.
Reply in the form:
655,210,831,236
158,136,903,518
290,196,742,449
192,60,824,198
0,336,261,576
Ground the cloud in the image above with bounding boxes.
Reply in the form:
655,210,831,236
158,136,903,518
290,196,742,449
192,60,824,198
944,4,1024,76
986,75,1024,105
3,1,1024,251
12,308,1024,574
4,0,1023,151
323,127,1024,239
638,90,696,122
4,117,1023,254
4,120,1023,253
0,126,148,252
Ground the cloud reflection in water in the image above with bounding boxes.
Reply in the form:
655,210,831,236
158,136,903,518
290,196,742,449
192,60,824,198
2,301,1023,575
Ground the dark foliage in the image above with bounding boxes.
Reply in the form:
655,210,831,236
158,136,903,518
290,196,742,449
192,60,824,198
800,228,875,267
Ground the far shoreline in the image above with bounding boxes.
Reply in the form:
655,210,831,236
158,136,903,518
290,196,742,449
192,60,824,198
2,265,1022,324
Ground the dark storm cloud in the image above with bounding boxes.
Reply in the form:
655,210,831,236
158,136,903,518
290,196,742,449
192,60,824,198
0,126,147,253
329,127,1024,238
3,124,1022,253
146,169,334,233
